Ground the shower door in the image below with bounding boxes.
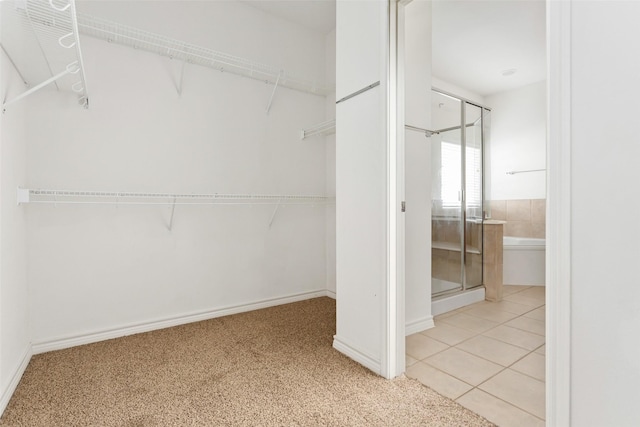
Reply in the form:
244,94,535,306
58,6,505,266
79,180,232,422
431,90,486,297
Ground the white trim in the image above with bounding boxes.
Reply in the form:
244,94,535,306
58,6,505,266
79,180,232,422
0,345,32,417
547,0,572,424
431,288,485,316
32,290,328,354
381,0,402,380
332,335,381,374
405,316,434,336
324,290,336,300
393,0,407,378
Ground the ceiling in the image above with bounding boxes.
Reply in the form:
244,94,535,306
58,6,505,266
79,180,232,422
242,0,546,97
432,0,546,96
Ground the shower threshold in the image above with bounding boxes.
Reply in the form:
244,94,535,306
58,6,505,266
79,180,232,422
432,286,485,316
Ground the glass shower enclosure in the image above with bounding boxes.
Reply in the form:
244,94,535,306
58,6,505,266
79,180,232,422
431,89,490,297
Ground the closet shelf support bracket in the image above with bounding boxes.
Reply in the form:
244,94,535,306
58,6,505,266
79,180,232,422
268,200,281,229
265,70,282,114
2,67,74,112
0,44,28,87
168,197,177,231
176,61,187,97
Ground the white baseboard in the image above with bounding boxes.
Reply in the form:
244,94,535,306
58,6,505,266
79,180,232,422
33,289,329,354
0,345,32,418
432,287,486,316
324,289,336,299
332,335,381,375
405,316,435,336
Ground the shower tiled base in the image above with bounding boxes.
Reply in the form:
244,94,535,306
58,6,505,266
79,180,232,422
407,285,545,427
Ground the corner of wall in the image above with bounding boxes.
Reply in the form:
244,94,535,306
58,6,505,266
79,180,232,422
0,345,31,418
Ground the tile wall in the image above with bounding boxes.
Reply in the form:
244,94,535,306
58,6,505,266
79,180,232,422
489,199,546,239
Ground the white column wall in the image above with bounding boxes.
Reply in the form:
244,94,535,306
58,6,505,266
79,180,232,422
567,1,640,425
334,0,390,375
0,4,31,414
403,0,433,335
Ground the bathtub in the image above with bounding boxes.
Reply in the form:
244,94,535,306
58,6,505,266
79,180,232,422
503,236,546,286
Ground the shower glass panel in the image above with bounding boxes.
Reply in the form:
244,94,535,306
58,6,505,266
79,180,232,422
464,103,484,289
431,90,487,297
431,93,463,295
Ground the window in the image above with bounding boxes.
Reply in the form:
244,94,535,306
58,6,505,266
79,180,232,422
440,141,482,209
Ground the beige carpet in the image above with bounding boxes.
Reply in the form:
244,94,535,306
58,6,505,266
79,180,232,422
1,298,494,426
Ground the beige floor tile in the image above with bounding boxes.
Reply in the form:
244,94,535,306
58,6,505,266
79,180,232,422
406,355,418,367
534,344,545,355
438,312,500,334
503,285,531,296
483,325,545,351
406,361,473,400
479,369,546,419
504,293,545,308
421,322,476,346
523,306,545,321
464,306,522,324
406,333,449,360
505,316,545,336
433,308,464,321
511,352,545,381
518,286,546,300
456,335,530,367
457,389,545,427
484,300,537,315
425,348,504,386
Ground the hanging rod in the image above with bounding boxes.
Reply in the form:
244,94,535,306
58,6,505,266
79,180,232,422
506,169,546,175
336,81,380,104
301,119,336,140
75,13,333,97
17,188,334,206
405,124,439,138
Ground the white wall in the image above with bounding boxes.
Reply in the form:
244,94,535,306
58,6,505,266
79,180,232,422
486,80,546,201
24,1,330,348
567,2,640,425
432,76,485,107
334,0,390,376
403,0,433,334
0,4,31,413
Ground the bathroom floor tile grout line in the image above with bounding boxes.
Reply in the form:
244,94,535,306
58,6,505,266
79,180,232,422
423,312,546,354
454,382,546,422
410,352,545,421
414,339,545,385
435,310,545,341
408,288,547,424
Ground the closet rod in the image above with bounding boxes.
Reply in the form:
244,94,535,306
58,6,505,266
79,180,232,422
18,188,334,205
405,124,439,137
336,81,380,104
301,119,336,140
505,169,546,175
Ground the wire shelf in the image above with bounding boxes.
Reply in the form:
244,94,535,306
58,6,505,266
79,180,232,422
2,0,89,109
19,188,334,206
75,13,334,97
301,119,336,140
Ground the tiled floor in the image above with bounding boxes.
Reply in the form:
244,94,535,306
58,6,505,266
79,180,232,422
407,285,545,427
